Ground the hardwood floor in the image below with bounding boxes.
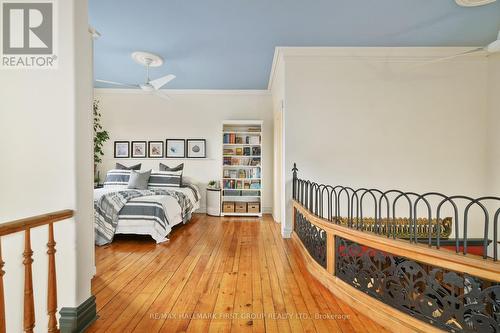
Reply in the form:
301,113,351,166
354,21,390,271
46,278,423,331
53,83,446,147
88,214,389,333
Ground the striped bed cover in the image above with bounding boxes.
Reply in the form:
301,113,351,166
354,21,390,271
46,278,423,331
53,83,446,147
95,184,200,244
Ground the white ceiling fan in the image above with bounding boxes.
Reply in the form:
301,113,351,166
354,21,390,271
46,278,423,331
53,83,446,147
419,30,500,66
96,51,175,99
455,0,496,6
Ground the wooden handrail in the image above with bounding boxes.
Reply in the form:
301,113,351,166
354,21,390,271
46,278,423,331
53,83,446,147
0,210,73,237
293,200,500,281
0,209,74,333
292,200,500,332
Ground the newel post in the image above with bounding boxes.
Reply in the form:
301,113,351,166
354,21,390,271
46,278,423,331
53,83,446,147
292,163,298,200
0,238,5,333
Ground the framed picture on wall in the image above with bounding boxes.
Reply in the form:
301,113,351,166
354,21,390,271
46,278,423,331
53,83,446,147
148,141,164,158
131,141,147,158
166,139,185,158
114,141,130,158
186,139,206,158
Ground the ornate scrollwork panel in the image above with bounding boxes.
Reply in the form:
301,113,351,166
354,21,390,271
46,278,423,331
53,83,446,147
294,208,327,268
335,237,500,333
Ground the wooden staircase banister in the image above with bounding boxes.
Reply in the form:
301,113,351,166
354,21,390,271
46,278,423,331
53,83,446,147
0,209,74,333
0,209,74,236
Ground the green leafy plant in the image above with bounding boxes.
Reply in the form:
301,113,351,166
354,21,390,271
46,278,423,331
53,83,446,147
94,99,109,178
208,180,219,189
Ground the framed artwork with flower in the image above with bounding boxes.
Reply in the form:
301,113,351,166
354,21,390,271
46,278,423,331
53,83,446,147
148,141,164,158
131,141,147,158
114,141,130,158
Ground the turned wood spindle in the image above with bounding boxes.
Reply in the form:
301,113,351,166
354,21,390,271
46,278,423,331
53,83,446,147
47,223,58,333
23,229,35,333
0,238,5,333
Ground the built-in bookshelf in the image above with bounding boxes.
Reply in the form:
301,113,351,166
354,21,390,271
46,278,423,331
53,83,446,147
221,120,262,217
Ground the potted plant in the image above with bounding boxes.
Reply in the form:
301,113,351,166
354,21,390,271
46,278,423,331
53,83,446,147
94,99,109,185
207,180,219,189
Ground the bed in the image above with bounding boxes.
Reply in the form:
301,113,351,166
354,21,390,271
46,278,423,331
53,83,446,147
94,167,200,245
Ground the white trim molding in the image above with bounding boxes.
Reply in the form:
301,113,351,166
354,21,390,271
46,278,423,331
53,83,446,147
267,46,486,91
94,88,271,96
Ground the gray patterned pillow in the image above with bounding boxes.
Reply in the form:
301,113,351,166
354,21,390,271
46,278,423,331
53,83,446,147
159,163,184,172
127,170,151,190
148,170,182,188
103,169,131,188
116,163,141,170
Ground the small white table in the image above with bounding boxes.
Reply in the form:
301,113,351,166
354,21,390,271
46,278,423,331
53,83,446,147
206,188,221,216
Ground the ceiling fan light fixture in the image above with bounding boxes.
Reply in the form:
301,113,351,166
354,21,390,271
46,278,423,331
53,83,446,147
131,51,164,67
140,83,155,92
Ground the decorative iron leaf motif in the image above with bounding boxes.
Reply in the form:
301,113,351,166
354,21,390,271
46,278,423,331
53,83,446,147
335,237,500,332
294,209,327,268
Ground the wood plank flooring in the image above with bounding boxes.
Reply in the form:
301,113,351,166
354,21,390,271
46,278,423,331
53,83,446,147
88,214,389,333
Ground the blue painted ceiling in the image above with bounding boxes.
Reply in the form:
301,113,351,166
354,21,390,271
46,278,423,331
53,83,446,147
89,0,500,89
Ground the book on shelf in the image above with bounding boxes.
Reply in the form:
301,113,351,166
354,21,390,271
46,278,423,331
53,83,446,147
223,179,261,189
223,168,260,179
248,136,260,144
223,133,238,144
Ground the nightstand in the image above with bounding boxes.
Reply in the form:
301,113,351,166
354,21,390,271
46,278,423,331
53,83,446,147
206,188,221,216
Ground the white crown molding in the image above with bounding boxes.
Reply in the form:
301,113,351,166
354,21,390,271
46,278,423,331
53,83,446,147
94,88,271,96
267,46,487,90
267,47,285,91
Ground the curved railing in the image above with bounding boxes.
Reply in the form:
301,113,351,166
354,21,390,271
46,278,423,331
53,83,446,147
291,164,500,333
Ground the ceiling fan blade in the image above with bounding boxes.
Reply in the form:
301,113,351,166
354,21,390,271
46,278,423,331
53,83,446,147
154,90,171,100
486,39,500,53
149,74,176,90
95,79,138,88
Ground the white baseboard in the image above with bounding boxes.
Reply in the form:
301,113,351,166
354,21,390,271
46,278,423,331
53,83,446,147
263,206,273,214
282,227,293,238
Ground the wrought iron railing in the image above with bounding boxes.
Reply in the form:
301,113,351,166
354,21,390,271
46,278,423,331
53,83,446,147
291,163,500,333
292,163,500,261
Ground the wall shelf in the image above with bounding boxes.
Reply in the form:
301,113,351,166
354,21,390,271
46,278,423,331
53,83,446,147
223,155,261,158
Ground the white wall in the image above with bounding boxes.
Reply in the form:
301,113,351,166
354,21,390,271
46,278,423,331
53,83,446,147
486,53,500,256
75,0,96,305
271,52,285,225
272,48,491,238
0,0,94,331
487,53,500,196
94,90,274,213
